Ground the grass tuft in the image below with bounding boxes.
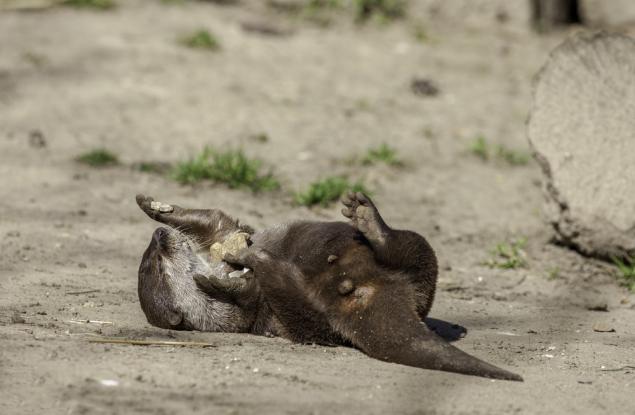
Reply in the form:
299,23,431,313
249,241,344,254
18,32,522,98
135,161,172,174
470,136,489,160
469,136,529,166
75,149,119,167
295,176,369,207
611,256,635,291
413,23,429,43
180,30,220,51
305,0,341,10
484,238,528,269
362,143,402,166
495,145,530,166
171,147,279,192
547,267,560,280
63,0,116,10
354,0,406,22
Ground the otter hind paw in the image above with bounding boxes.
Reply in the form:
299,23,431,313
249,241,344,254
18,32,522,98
341,192,388,244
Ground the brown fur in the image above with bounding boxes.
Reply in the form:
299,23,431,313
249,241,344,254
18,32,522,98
136,193,522,381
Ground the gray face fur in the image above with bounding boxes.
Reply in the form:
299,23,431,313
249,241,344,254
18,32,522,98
137,227,252,332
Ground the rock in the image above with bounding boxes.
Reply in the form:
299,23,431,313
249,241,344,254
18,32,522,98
592,322,615,333
150,201,174,213
585,302,608,312
28,129,46,148
528,32,635,259
579,0,635,28
410,78,440,97
209,232,250,262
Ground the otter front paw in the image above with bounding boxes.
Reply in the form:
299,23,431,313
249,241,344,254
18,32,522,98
194,273,250,297
341,192,389,245
223,247,273,270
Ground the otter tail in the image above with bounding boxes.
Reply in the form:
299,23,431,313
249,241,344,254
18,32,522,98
362,325,523,381
333,282,523,382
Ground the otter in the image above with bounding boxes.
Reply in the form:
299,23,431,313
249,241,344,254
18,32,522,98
136,195,278,335
136,193,522,381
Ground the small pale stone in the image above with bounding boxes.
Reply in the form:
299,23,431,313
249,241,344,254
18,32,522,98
327,255,338,263
228,268,250,279
150,201,161,211
592,322,615,333
158,204,173,213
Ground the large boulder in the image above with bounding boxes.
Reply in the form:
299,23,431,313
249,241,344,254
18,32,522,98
528,32,635,259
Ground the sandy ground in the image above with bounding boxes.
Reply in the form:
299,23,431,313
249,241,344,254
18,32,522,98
1,1,634,414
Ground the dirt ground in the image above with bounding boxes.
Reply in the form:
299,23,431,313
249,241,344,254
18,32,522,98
1,1,634,414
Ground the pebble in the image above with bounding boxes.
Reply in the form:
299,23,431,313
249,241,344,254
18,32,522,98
411,78,440,97
586,303,608,312
592,322,615,333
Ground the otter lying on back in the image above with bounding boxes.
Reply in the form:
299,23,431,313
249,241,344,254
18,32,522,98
136,193,522,381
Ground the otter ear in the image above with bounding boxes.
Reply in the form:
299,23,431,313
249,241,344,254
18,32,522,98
167,309,183,327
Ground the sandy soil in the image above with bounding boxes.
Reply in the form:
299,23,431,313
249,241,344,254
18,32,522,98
1,1,634,414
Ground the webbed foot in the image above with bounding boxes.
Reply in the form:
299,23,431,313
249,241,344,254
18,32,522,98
341,192,389,245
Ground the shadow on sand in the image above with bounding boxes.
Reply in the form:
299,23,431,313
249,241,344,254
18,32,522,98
425,317,467,342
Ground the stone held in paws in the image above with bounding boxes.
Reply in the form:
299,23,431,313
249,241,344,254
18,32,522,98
210,232,250,262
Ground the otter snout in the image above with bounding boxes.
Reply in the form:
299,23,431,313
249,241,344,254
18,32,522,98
150,226,174,254
153,227,169,243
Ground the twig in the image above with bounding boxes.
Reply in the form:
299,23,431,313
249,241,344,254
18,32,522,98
600,365,635,372
88,338,217,348
503,275,527,289
66,289,100,295
69,319,113,325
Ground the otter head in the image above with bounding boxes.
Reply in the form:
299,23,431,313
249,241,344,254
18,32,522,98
137,227,212,330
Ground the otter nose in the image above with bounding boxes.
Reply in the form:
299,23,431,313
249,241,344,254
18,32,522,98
153,227,168,244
